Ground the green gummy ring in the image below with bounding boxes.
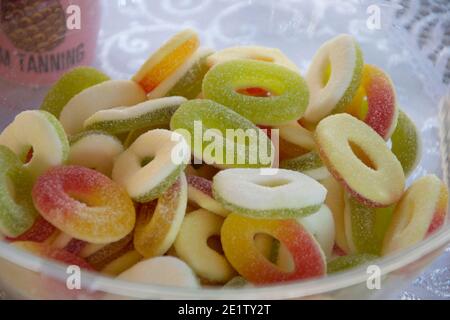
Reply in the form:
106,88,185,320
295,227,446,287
344,195,395,255
0,146,38,237
390,110,421,177
203,59,309,125
170,99,274,168
327,253,378,274
280,151,330,180
40,67,110,118
84,96,187,135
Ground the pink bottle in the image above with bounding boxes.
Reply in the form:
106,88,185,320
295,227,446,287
0,0,101,86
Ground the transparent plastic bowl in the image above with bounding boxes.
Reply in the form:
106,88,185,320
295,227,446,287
0,0,449,299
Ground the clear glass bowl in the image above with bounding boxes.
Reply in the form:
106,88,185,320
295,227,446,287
0,0,449,299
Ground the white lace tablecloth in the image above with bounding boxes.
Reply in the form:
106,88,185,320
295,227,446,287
0,0,449,299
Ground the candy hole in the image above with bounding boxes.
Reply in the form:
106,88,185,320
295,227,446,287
276,243,295,273
236,87,273,97
256,179,291,188
322,59,332,87
22,147,34,164
68,192,97,207
207,235,224,254
254,233,279,262
140,156,154,167
349,141,377,170
252,56,275,63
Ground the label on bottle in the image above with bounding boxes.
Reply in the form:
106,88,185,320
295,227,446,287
0,0,101,86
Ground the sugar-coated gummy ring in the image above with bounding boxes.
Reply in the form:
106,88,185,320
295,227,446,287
221,214,326,284
68,131,124,177
298,205,335,258
113,256,199,289
170,99,274,168
148,48,214,99
32,166,136,244
390,110,421,177
305,34,364,123
0,110,69,180
0,146,38,237
206,46,300,72
134,174,187,258
276,121,316,151
280,151,330,181
327,254,378,274
174,209,236,283
344,195,395,255
112,129,190,203
213,169,327,219
187,175,230,217
132,29,200,94
40,67,110,118
315,114,405,207
346,64,398,140
382,175,448,255
203,59,309,125
83,232,134,270
59,80,147,136
275,205,335,271
84,96,187,135
321,176,349,254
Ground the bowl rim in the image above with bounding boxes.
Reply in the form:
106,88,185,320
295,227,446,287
0,221,449,299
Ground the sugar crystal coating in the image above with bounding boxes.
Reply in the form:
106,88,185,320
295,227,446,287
0,146,38,237
221,214,326,284
203,59,309,125
134,174,187,258
391,110,422,177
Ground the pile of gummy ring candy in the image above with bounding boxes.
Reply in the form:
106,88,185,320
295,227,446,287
0,29,448,290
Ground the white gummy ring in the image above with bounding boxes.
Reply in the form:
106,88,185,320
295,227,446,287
213,168,327,219
84,96,187,135
59,80,147,136
305,34,363,123
68,131,124,176
147,48,214,99
174,209,236,283
207,46,300,72
112,129,190,202
0,110,69,179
